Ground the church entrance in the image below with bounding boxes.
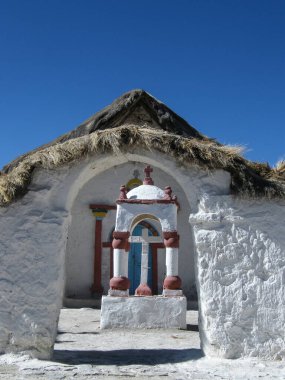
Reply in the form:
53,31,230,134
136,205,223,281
128,221,163,295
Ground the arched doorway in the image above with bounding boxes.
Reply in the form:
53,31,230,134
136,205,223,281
128,221,162,295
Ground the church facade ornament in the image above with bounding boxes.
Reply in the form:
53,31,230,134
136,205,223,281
108,165,183,297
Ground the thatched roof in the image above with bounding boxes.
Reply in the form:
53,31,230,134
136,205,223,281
0,90,284,206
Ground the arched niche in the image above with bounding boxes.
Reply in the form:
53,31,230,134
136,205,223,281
64,158,196,300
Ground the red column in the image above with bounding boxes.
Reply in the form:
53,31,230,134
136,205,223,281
90,216,104,295
109,231,130,291
163,231,182,290
89,204,116,296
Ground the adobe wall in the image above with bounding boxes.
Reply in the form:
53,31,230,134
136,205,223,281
0,170,70,359
190,195,285,360
3,148,280,359
0,152,209,358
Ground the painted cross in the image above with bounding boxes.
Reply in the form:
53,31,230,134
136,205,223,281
129,228,162,284
143,165,154,185
144,165,153,177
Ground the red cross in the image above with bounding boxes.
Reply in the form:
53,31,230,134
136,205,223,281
144,165,153,178
143,165,154,185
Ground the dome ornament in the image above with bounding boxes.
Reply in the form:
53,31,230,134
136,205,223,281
119,185,128,200
143,165,154,185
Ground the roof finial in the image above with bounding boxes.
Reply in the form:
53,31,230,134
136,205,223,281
119,185,128,200
143,165,154,185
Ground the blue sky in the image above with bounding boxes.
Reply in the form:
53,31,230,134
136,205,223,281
0,0,284,169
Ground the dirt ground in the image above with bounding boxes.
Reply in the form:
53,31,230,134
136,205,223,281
0,308,284,379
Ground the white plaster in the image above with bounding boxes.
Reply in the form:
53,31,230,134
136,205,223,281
108,289,129,297
3,149,282,360
127,184,164,200
113,249,128,277
163,289,184,296
0,149,230,358
190,194,285,360
166,248,179,276
0,169,69,359
115,203,178,232
100,296,187,329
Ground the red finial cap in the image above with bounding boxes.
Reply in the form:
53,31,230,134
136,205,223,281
143,165,154,185
119,185,127,200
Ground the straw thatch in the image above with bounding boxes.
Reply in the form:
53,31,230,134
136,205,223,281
0,90,284,206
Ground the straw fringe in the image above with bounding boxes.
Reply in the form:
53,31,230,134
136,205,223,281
0,125,284,206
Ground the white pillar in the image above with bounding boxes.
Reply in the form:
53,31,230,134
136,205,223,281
113,249,128,277
122,249,129,278
166,247,179,276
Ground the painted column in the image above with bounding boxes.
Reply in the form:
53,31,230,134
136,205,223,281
90,209,107,296
109,231,130,295
163,231,182,296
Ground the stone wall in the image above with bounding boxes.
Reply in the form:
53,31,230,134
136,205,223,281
190,194,285,360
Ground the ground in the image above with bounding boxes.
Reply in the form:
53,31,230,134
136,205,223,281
0,308,284,379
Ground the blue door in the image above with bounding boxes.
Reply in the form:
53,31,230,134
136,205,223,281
128,224,153,295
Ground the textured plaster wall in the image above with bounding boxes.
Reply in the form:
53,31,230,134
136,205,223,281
0,170,70,359
0,149,234,359
190,195,285,360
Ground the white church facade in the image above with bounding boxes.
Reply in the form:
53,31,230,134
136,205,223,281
0,90,284,360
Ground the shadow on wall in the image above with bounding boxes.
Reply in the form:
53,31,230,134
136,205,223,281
53,348,204,365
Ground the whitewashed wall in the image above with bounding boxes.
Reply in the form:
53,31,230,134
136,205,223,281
0,170,70,359
2,148,282,360
0,152,192,358
190,195,285,360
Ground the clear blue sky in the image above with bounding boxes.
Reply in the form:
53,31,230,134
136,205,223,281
0,0,284,169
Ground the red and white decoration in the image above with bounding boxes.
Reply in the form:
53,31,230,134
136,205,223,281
109,165,183,297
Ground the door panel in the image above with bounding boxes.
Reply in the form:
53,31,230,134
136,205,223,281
128,224,155,295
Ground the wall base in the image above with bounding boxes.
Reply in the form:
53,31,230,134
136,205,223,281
100,295,187,329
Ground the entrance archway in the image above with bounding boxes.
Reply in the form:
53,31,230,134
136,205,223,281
65,158,196,301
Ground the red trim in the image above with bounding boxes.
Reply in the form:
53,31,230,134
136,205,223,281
139,221,158,236
89,204,116,210
117,199,178,205
113,231,130,239
163,275,182,290
163,231,180,248
135,283,152,296
110,276,130,290
90,218,103,295
163,231,178,238
112,231,130,249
